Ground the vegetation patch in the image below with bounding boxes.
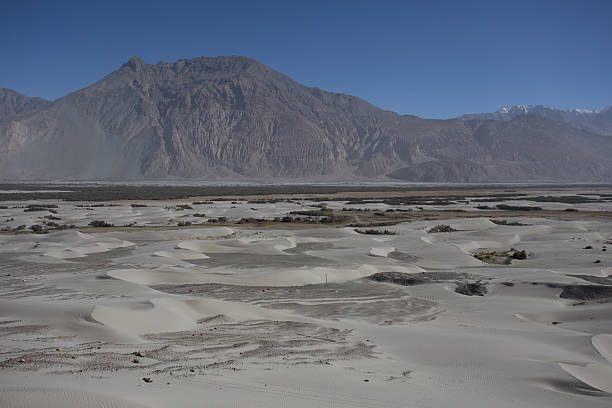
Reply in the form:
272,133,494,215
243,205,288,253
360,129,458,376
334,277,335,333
368,271,473,286
354,229,397,235
88,220,113,227
496,204,542,211
490,219,529,226
455,281,488,296
472,248,528,264
427,224,457,233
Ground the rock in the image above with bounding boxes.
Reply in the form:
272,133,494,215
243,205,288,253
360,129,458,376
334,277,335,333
142,377,153,383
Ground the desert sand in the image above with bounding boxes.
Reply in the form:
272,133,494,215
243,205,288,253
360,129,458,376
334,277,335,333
1,187,612,407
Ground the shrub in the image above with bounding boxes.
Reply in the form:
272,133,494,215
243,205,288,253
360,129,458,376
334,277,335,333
354,229,397,235
496,204,542,211
89,220,113,227
490,219,528,226
428,224,457,233
29,224,46,234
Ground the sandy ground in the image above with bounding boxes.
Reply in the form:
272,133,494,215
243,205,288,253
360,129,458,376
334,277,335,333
1,188,612,407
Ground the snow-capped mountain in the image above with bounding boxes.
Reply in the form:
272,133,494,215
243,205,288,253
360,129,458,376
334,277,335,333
461,105,612,136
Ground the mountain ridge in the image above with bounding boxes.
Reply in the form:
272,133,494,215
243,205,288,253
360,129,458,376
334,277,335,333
1,55,612,182
461,104,612,136
0,88,50,119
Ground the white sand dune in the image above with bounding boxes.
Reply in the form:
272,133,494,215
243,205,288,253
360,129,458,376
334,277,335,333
0,387,148,408
2,192,612,408
369,247,395,257
452,233,521,252
91,297,293,338
592,334,612,364
152,249,209,260
559,362,612,393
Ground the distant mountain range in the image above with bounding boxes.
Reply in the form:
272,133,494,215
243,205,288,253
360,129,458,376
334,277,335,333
461,105,612,136
1,56,612,182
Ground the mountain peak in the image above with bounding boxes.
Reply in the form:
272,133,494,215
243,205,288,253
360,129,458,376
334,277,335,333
123,56,145,70
496,104,606,115
0,88,50,118
461,104,612,136
3,56,612,182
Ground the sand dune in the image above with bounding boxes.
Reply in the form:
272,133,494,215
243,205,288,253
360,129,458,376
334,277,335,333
0,388,147,408
559,362,612,393
592,334,612,364
2,190,612,407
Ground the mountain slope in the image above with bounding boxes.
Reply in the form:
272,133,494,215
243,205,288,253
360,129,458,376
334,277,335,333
1,56,612,182
461,105,612,136
0,88,50,119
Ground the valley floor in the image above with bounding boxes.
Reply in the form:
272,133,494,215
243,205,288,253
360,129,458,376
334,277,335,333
1,187,612,407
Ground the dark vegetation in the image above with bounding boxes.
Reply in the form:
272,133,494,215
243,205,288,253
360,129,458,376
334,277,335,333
88,220,113,227
455,281,488,296
368,271,473,286
3,183,608,202
354,229,397,235
23,204,58,213
473,248,527,264
289,209,332,217
472,195,608,204
428,224,457,233
29,224,46,234
74,203,119,207
490,219,529,226
206,217,228,223
0,184,427,201
495,204,543,211
547,283,612,302
169,204,193,211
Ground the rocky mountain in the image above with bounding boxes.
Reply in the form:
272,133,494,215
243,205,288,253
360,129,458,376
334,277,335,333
1,56,612,182
461,105,612,136
0,88,49,119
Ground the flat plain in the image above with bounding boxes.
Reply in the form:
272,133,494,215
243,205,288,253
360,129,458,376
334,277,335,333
1,185,612,407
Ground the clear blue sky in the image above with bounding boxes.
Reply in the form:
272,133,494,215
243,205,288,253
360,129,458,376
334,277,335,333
2,0,611,118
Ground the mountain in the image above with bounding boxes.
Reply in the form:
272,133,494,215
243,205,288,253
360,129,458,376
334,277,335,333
461,105,612,136
1,56,612,182
0,88,50,119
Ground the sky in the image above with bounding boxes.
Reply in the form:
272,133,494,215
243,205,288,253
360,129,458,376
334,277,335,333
1,0,611,118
